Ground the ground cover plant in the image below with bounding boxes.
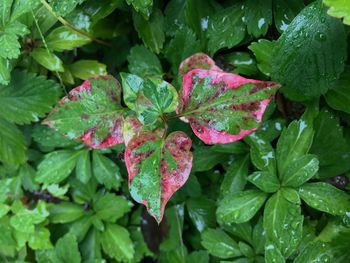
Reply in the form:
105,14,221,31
0,0,350,262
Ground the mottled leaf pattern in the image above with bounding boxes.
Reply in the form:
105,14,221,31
179,53,222,76
177,68,279,144
125,131,192,222
44,76,124,148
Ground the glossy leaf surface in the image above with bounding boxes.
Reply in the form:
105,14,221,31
272,1,347,98
125,131,192,222
44,76,124,148
178,67,279,144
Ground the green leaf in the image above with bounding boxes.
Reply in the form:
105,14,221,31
46,26,91,52
281,154,319,187
31,48,64,72
217,190,268,224
125,131,192,222
120,73,144,111
263,191,303,257
248,171,279,193
220,155,249,195
76,149,92,184
244,0,272,38
310,108,350,178
0,203,10,218
28,226,52,250
0,33,20,59
48,0,86,17
294,241,334,263
192,147,229,172
135,77,178,125
248,39,275,76
0,57,11,85
32,124,79,149
69,60,107,80
201,228,241,259
207,4,245,55
133,8,164,54
186,198,216,232
55,233,82,263
245,133,276,175
48,202,85,223
324,0,350,25
222,52,259,77
186,251,209,263
273,0,305,33
10,201,49,234
325,66,350,114
265,243,285,263
127,45,162,77
36,150,83,185
276,119,314,178
272,1,347,99
0,70,61,124
93,193,131,222
100,223,134,262
164,26,201,74
0,118,26,164
44,76,124,148
0,216,16,257
126,0,153,17
299,182,350,216
80,228,102,261
92,151,122,190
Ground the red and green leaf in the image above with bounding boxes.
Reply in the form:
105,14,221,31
177,69,280,144
125,131,192,223
179,53,222,75
44,76,125,148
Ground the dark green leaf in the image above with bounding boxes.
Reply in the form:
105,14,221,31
55,233,82,263
92,151,122,190
48,0,86,17
133,8,164,54
186,198,216,232
273,0,305,33
299,182,350,216
36,150,83,185
201,228,241,259
126,0,153,17
248,39,275,76
0,70,61,124
248,171,279,193
93,193,131,222
127,45,162,77
272,1,347,98
217,190,268,224
244,0,272,38
294,241,334,263
263,191,303,257
207,5,245,55
0,118,26,164
282,154,319,187
76,149,92,184
48,202,85,223
100,223,134,262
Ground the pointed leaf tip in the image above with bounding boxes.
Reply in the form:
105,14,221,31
178,67,279,144
125,131,193,223
44,75,125,149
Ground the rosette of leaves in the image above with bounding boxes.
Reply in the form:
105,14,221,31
43,53,280,222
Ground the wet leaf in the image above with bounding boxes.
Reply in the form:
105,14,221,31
44,76,124,148
248,171,279,193
186,198,216,232
281,154,319,187
201,228,241,259
126,0,153,18
244,0,272,38
46,26,91,52
248,39,275,76
207,4,246,55
178,66,279,144
272,1,347,99
179,53,221,76
263,191,303,258
0,70,61,124
217,190,268,224
125,131,192,222
127,45,162,77
31,48,64,72
273,0,305,33
299,182,350,216
69,60,107,80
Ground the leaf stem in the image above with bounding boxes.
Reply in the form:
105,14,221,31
39,0,112,47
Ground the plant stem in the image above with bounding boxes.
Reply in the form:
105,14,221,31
40,0,112,47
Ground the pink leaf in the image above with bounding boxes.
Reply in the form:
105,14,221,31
44,76,124,149
177,68,280,144
179,53,222,76
125,131,193,223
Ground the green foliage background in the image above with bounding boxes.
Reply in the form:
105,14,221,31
0,0,350,262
